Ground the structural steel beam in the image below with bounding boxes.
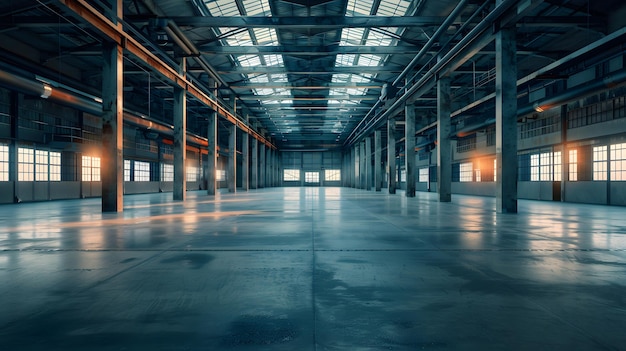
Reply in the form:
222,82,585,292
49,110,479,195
150,15,447,28
213,66,403,75
200,45,431,55
57,0,276,149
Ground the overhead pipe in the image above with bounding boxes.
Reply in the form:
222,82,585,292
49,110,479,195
519,68,626,117
346,0,532,147
392,0,473,87
346,0,493,146
0,68,211,148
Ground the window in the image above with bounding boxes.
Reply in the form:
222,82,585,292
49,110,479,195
0,144,8,181
186,166,198,181
494,159,497,182
216,169,226,181
593,145,607,181
82,156,101,182
134,161,150,182
49,152,61,181
530,154,540,181
124,159,131,181
35,150,48,181
324,169,341,181
459,162,473,182
531,151,561,181
610,143,626,181
568,149,577,181
283,169,300,181
161,163,174,182
18,147,34,181
305,171,319,183
418,168,429,183
475,167,481,182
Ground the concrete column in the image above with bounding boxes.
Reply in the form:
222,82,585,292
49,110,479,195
560,104,568,201
437,77,452,202
375,130,382,191
101,41,124,212
359,141,365,189
173,59,187,201
405,104,416,197
265,147,272,188
251,138,258,189
365,137,372,191
350,144,359,188
495,24,518,213
387,118,396,194
241,131,249,191
228,124,236,193
207,110,217,195
259,143,266,188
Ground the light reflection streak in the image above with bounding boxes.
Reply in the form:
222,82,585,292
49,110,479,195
0,210,262,233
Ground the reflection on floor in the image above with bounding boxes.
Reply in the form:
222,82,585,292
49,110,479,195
1,187,625,350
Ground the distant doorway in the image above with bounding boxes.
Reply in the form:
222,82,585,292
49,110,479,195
305,171,320,186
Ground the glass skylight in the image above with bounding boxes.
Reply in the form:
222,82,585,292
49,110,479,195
377,0,410,17
253,28,279,46
264,54,283,66
358,54,381,66
335,54,356,67
242,0,272,16
340,28,365,46
346,0,374,16
238,55,262,67
204,0,239,16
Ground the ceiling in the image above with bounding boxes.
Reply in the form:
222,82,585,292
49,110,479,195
0,0,624,150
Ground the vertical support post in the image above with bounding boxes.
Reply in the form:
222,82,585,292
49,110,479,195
251,138,258,189
365,136,372,190
266,147,272,188
101,41,124,211
375,130,382,191
359,141,366,189
241,131,249,191
260,143,266,188
405,103,416,197
437,77,452,202
207,110,217,195
351,146,357,188
560,104,568,201
173,58,187,201
387,118,396,194
228,124,236,193
495,23,518,213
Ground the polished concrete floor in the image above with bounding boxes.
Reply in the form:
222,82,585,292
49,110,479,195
1,187,625,350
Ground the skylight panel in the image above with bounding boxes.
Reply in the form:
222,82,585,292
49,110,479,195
254,88,274,95
351,73,372,83
358,54,381,66
346,0,374,16
332,74,350,83
340,28,365,46
376,0,410,17
330,88,366,96
365,31,392,47
204,0,240,16
224,30,253,46
253,28,279,46
328,99,358,105
248,74,269,83
238,55,262,67
242,0,272,16
271,74,288,82
335,54,356,67
263,55,283,66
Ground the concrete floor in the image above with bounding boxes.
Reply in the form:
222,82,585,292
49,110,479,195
1,187,625,350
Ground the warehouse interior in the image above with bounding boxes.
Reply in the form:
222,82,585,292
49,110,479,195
1,0,626,349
